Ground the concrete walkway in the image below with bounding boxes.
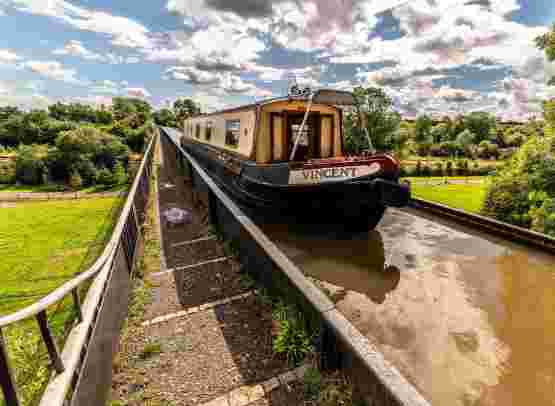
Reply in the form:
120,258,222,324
110,136,310,405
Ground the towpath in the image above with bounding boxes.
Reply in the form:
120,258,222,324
110,134,311,406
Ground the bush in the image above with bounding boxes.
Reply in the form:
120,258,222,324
272,300,313,367
433,162,444,177
416,142,431,156
421,164,432,177
75,159,97,186
15,144,48,185
96,167,114,185
456,160,468,176
53,127,129,181
481,175,531,227
415,160,422,176
111,162,128,185
69,171,82,190
445,161,454,176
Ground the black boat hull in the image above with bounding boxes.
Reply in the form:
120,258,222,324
182,139,410,231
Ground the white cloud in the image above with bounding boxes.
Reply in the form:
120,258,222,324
331,0,547,82
52,40,140,65
0,80,52,109
125,87,151,98
90,79,120,94
164,66,272,98
67,94,113,108
8,0,152,49
53,40,103,61
23,60,88,85
0,49,20,64
165,66,222,84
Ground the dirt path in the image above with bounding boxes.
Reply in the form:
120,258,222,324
110,137,310,406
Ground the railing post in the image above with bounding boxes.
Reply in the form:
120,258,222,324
72,289,83,323
317,323,342,372
36,311,65,374
0,328,20,406
208,190,219,231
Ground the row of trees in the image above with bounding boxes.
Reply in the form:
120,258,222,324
412,112,543,159
0,97,202,187
342,85,543,161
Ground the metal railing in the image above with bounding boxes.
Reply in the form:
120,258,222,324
0,133,156,406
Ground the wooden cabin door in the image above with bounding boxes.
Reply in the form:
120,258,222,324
287,113,319,161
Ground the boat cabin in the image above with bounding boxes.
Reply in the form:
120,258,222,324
182,90,353,165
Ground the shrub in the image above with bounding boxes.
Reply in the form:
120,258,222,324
111,161,128,185
75,159,97,186
416,142,431,156
415,160,422,175
445,161,454,176
433,162,444,177
456,160,468,176
272,300,313,367
69,171,82,190
482,175,531,227
96,167,114,185
421,164,432,177
303,367,322,401
15,144,48,185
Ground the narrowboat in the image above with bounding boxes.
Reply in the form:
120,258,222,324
179,87,410,231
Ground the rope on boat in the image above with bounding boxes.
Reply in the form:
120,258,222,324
289,92,314,161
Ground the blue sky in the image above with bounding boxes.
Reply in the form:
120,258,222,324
0,0,554,120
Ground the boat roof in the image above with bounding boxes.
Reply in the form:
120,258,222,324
189,89,357,119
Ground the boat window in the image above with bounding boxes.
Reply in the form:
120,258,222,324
225,119,240,147
195,123,201,139
206,121,213,141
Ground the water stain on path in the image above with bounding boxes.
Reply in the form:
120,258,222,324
259,208,555,406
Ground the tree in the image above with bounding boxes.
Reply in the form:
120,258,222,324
153,108,177,127
463,112,497,144
414,115,433,144
96,109,113,125
54,127,129,180
345,86,401,153
535,22,555,85
15,144,48,185
112,97,152,121
430,124,447,143
0,106,21,121
173,98,201,124
456,129,475,148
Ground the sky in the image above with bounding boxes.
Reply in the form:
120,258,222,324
0,0,554,120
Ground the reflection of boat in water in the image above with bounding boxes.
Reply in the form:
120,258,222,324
263,225,400,303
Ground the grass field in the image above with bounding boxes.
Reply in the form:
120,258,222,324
0,197,122,315
410,182,488,213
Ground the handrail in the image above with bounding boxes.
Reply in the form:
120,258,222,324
0,134,155,327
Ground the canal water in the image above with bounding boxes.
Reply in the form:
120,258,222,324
258,208,555,406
